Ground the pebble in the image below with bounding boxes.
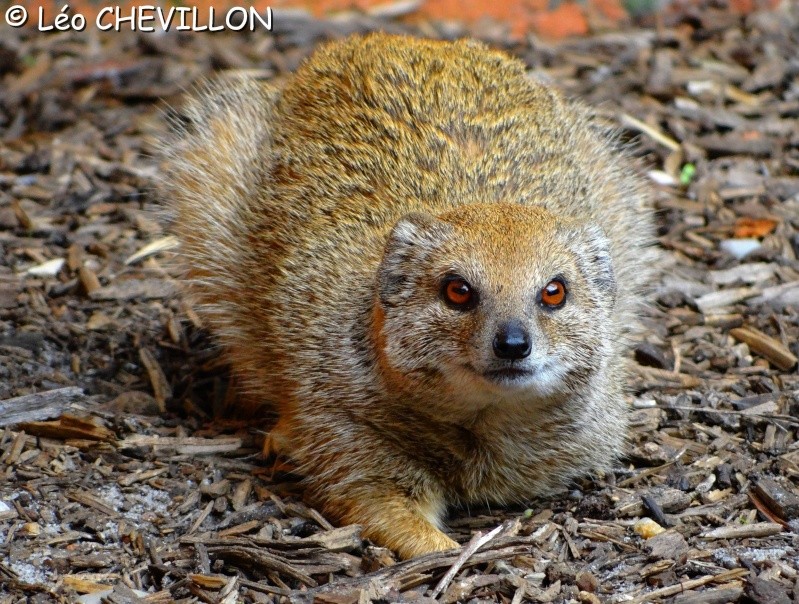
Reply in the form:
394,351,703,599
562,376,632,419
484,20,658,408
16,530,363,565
634,517,665,539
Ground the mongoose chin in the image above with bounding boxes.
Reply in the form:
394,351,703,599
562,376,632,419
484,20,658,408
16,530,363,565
161,32,656,560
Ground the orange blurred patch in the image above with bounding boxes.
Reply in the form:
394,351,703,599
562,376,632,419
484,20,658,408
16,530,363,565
734,217,778,238
532,2,589,38
592,0,628,22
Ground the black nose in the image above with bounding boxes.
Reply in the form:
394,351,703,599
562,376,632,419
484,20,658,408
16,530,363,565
492,321,532,360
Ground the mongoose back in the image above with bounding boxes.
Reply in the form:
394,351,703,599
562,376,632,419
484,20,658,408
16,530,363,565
161,33,655,559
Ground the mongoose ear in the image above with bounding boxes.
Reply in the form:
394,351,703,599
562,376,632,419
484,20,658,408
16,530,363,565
568,224,617,299
378,212,452,307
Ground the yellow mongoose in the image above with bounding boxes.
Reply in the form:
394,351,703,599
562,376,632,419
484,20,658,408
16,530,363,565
161,33,655,559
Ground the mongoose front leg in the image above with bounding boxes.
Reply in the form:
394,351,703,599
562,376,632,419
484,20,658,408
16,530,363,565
326,488,459,560
267,421,458,558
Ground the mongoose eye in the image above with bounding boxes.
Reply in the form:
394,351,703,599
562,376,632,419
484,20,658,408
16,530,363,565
540,279,567,308
442,277,477,310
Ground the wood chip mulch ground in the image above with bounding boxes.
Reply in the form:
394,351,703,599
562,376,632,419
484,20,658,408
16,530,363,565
1,4,799,603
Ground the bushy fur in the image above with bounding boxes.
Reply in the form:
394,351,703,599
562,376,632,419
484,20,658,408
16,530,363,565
160,33,656,559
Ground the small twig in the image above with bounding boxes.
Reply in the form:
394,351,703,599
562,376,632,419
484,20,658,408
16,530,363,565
579,530,639,553
729,326,798,371
620,113,680,151
658,405,799,427
748,491,789,529
125,235,180,265
671,339,682,374
700,521,783,540
139,347,172,412
623,568,748,604
429,521,508,599
617,456,683,488
187,501,214,535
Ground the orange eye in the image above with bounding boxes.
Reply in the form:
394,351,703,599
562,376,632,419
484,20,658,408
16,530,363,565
442,277,476,310
541,279,567,308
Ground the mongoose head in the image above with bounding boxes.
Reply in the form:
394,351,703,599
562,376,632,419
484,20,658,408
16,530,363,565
376,203,618,407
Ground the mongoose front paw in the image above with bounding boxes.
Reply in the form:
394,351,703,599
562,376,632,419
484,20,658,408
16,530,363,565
334,491,458,560
391,529,459,560
365,520,459,560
